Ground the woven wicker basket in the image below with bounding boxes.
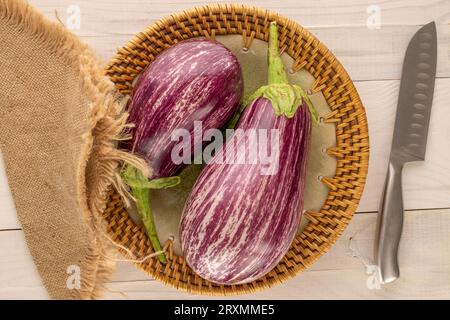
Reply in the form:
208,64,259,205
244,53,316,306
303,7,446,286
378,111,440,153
103,4,369,295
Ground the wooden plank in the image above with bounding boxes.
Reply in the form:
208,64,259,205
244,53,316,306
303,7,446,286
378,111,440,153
312,24,450,82
75,26,450,82
1,209,449,299
356,78,450,212
102,266,450,300
0,154,20,230
28,0,450,35
0,285,48,300
1,0,448,300
28,0,450,81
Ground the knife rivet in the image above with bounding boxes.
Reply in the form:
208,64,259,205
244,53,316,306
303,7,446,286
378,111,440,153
411,123,423,129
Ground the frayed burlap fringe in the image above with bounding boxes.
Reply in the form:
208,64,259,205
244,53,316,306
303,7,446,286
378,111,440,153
0,0,148,299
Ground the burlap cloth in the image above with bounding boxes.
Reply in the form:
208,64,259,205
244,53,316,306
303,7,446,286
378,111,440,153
0,0,147,299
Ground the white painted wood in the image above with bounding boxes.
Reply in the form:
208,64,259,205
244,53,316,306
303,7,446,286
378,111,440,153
27,0,450,35
102,265,450,300
1,209,449,299
68,26,450,82
0,152,20,230
1,0,449,300
26,0,450,81
0,230,49,300
357,78,450,212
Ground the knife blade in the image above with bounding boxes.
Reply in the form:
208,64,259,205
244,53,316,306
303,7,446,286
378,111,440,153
375,22,437,284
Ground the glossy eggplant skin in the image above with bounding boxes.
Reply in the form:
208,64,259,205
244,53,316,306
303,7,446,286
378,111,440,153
126,38,243,179
180,97,311,285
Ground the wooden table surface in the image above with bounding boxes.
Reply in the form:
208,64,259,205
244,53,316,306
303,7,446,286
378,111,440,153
1,0,450,299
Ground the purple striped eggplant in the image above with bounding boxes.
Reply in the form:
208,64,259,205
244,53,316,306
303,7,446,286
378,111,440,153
122,38,243,262
127,38,243,179
180,22,318,284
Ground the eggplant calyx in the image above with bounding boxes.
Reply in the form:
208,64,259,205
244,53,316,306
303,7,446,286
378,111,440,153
263,21,319,122
242,84,319,122
263,84,301,117
121,165,180,263
228,22,319,127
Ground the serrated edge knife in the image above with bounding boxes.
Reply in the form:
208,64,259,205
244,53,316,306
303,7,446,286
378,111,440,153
375,22,437,284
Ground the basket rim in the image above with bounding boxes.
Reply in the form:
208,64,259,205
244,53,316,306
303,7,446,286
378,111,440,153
104,3,369,296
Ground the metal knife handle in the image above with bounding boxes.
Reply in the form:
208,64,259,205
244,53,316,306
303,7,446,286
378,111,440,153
375,161,404,284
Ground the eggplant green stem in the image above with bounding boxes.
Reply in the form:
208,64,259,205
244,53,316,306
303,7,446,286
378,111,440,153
229,21,319,125
121,165,181,263
268,21,289,85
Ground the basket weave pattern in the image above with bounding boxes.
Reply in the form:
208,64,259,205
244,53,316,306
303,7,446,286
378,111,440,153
103,4,369,295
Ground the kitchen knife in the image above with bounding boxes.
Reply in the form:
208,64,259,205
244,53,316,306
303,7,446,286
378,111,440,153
375,22,437,284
